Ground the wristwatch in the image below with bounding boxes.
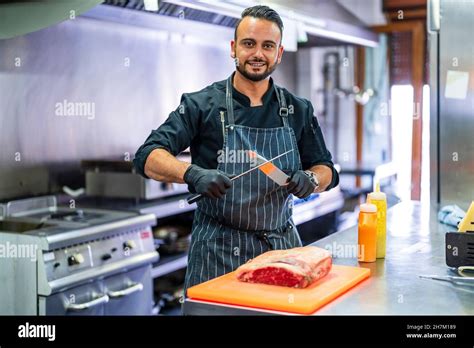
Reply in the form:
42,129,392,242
303,170,320,189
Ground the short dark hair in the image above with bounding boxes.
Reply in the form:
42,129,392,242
234,5,284,44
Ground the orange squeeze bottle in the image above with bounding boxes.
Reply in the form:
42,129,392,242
358,203,377,263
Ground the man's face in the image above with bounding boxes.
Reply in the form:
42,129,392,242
231,17,284,82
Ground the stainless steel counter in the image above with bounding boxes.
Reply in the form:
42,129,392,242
312,200,474,315
183,201,474,315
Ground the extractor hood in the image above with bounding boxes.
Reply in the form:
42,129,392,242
87,0,379,48
0,0,103,39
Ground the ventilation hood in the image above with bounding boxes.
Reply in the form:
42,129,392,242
0,0,103,39
85,0,379,49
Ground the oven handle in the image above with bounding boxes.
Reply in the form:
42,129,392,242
66,294,109,311
107,282,144,299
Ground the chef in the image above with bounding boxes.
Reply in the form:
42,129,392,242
133,5,339,293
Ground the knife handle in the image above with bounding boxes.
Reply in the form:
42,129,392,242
187,193,202,205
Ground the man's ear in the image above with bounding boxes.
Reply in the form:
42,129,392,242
277,44,284,64
230,40,236,58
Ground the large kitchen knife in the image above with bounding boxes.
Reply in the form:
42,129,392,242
186,149,293,205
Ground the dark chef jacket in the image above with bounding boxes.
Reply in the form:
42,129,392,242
133,76,339,191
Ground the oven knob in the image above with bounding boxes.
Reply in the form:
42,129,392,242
68,253,84,266
101,253,112,261
123,240,136,250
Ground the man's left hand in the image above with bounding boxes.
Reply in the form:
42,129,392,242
286,170,317,199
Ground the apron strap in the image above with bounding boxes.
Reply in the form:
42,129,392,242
225,76,235,126
274,84,290,128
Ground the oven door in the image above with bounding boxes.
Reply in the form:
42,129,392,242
103,265,153,315
39,280,107,315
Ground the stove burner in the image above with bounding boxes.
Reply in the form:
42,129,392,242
2,195,148,234
45,210,103,223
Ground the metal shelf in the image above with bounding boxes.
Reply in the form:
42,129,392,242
138,195,196,219
71,193,196,220
151,252,188,279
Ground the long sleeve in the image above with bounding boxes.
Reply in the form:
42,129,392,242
133,94,200,178
297,100,339,190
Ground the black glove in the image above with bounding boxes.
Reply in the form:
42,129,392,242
184,164,232,199
286,170,317,199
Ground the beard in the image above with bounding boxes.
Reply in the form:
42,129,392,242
236,58,278,82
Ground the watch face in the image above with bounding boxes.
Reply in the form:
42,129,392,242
304,171,318,186
305,171,319,187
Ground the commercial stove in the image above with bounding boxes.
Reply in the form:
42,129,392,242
0,196,158,315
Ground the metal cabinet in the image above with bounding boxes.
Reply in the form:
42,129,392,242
39,265,153,315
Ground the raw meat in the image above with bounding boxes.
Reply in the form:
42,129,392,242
235,246,332,288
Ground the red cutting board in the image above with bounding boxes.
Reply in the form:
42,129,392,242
187,265,370,315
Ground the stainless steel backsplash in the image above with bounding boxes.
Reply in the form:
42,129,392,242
0,16,296,200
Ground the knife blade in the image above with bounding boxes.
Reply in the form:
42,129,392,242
186,149,294,204
247,150,290,186
418,274,474,286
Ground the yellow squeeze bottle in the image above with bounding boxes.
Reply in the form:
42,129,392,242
367,182,387,258
458,201,474,232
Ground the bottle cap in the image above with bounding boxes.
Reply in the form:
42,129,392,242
360,203,377,213
368,181,386,201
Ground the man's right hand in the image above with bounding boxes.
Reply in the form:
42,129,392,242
183,165,232,199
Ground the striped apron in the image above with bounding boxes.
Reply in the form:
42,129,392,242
184,75,303,294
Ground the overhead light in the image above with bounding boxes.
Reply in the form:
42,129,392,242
166,0,242,18
144,0,159,12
